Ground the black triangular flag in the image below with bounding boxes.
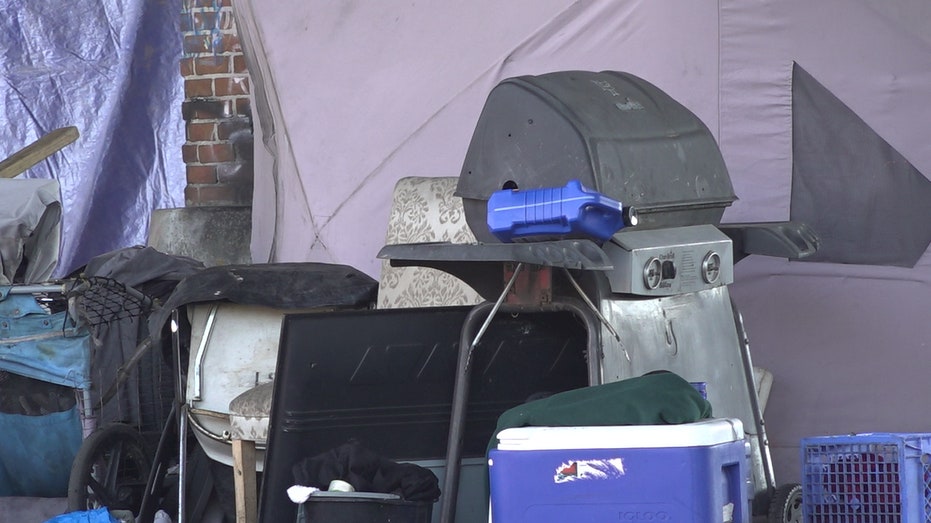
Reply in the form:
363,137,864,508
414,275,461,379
791,62,931,267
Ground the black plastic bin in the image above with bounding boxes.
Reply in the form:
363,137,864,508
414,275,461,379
297,492,433,523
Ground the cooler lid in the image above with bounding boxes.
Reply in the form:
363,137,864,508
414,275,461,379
495,418,744,451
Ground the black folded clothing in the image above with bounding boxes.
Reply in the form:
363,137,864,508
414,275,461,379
291,440,441,502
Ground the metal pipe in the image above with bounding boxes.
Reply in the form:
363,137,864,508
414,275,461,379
173,309,188,523
466,263,523,366
729,295,776,494
561,268,629,363
100,337,153,406
138,401,178,523
561,268,620,342
190,304,219,402
3,283,67,295
81,388,95,439
178,405,188,523
438,301,496,523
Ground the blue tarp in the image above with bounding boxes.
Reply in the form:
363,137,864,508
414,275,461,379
44,507,118,523
0,294,90,389
0,0,186,276
0,407,82,497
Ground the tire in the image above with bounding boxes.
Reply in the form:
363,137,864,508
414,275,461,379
768,482,803,523
67,423,152,514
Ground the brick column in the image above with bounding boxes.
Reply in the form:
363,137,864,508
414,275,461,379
180,0,253,207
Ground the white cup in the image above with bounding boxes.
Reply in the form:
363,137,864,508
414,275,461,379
328,479,355,492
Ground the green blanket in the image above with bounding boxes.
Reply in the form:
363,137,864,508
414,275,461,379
488,370,713,455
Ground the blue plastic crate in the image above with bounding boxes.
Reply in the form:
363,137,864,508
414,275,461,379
801,433,931,523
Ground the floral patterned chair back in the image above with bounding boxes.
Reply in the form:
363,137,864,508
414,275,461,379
377,176,483,308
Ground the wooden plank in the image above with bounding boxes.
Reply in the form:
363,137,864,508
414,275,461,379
0,126,79,179
231,438,258,523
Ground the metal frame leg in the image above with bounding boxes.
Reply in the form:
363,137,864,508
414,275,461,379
729,295,776,500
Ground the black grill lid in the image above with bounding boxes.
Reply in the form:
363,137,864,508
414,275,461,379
457,70,736,242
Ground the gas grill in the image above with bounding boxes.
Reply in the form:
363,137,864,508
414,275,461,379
379,69,820,522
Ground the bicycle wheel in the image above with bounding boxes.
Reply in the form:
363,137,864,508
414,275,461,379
67,423,152,514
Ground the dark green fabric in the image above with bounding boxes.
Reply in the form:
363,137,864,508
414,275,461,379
487,370,712,456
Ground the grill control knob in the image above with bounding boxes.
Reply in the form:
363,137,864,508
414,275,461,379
702,251,721,284
643,257,662,290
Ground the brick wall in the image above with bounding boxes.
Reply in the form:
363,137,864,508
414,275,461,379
180,0,253,207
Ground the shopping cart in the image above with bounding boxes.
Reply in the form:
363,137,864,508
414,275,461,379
63,275,166,515
61,246,205,516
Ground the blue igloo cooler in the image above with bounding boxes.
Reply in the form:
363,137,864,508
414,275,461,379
488,418,749,523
